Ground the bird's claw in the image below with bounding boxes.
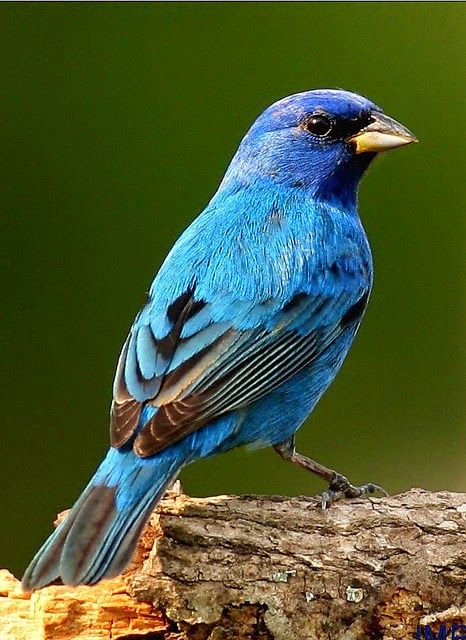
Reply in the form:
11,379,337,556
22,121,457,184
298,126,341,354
318,473,388,509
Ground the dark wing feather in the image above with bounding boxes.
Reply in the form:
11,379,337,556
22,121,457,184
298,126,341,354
110,336,142,448
133,310,350,457
110,291,202,448
133,328,321,456
111,284,369,457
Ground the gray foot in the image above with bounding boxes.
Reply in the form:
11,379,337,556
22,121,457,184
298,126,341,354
319,473,388,509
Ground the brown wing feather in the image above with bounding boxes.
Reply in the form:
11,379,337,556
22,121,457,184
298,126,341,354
110,291,196,447
133,328,322,457
134,397,205,457
109,291,208,449
110,336,142,447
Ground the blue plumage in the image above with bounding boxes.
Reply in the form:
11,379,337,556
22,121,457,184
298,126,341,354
22,89,416,590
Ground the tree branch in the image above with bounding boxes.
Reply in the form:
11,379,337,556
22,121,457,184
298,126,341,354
2,488,465,639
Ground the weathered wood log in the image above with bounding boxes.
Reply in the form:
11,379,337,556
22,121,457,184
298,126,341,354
2,488,465,639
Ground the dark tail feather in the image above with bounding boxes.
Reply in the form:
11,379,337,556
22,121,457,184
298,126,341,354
20,486,91,590
22,446,184,591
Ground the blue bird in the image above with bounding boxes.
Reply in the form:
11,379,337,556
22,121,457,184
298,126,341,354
22,89,416,590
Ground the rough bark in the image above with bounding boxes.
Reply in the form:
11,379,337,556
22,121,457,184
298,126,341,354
2,488,465,640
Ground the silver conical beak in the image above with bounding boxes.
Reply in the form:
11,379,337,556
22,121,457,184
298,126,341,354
348,111,418,154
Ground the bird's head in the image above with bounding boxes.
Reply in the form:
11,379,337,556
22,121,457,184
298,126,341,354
222,89,417,209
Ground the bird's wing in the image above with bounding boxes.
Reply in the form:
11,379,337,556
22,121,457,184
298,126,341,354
110,283,369,457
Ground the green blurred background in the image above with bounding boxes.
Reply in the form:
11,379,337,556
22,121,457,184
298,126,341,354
1,3,465,576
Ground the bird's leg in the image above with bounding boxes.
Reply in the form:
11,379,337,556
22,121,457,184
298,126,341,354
273,435,387,509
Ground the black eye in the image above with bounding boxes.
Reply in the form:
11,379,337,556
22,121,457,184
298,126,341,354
305,114,332,137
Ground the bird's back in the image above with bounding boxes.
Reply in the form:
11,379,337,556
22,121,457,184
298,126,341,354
150,184,373,312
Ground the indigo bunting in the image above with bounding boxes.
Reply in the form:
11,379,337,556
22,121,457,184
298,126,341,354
22,89,416,590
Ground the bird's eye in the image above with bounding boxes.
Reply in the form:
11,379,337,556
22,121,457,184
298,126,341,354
305,114,332,137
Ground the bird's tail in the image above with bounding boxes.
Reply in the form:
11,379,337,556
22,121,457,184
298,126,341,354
22,445,186,590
